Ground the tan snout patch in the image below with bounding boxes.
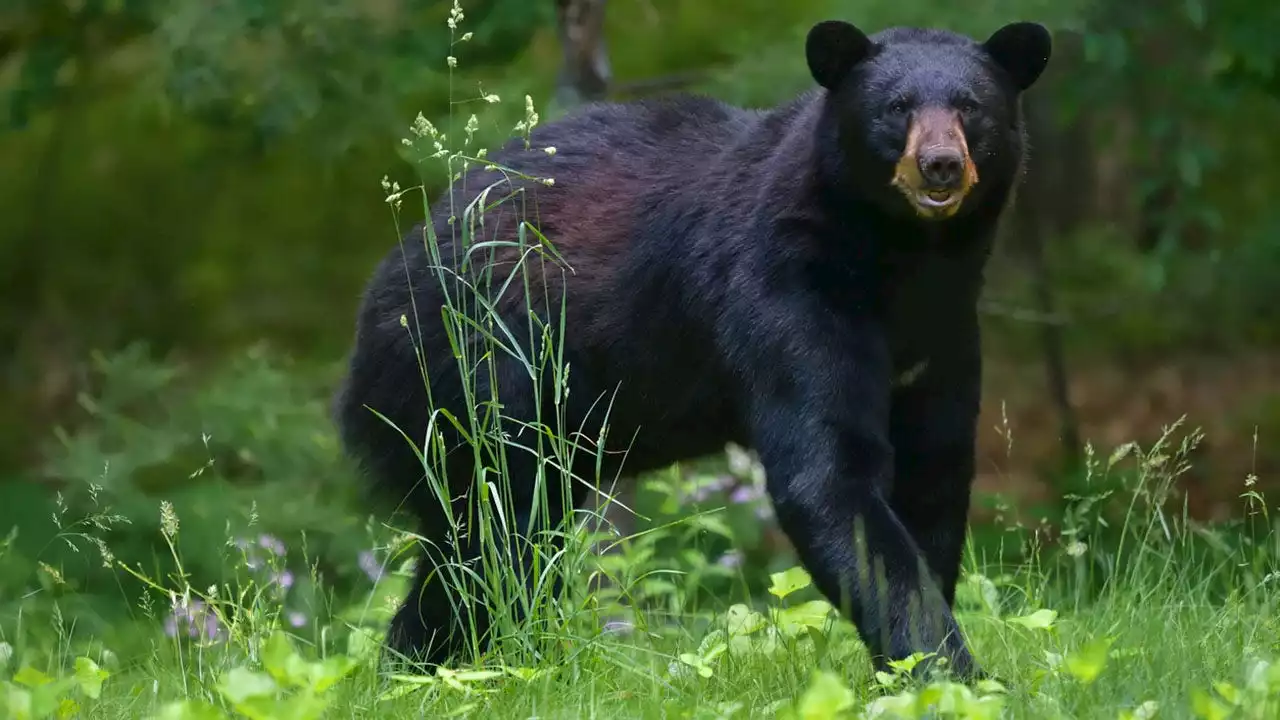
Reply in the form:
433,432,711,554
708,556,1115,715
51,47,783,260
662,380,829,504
890,107,979,220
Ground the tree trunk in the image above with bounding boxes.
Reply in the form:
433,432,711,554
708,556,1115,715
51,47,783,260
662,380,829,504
553,0,611,109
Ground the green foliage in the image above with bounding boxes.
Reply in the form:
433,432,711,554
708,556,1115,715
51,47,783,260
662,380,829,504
0,655,112,720
1,0,552,145
3,452,1278,718
2,0,155,128
35,343,369,590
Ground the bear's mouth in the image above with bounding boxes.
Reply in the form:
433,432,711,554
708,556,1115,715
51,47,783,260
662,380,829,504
913,189,961,212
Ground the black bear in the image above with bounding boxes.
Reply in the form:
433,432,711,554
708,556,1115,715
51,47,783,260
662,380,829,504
333,18,1051,680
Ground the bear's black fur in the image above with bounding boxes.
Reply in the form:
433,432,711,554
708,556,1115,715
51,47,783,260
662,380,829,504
333,19,1052,680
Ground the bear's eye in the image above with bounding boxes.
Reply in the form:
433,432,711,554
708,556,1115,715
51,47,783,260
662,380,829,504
888,99,910,115
957,100,980,116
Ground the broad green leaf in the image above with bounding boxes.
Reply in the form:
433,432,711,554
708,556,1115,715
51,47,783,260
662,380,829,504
306,655,359,693
863,691,919,719
73,657,109,700
260,631,313,688
774,600,835,638
1007,608,1059,631
794,670,854,720
725,603,767,636
4,685,33,720
1189,689,1231,720
968,694,1007,720
768,566,811,600
965,573,1001,615
1064,637,1114,684
976,678,1009,695
919,682,977,715
677,652,714,679
1210,681,1239,705
13,667,54,688
346,626,379,661
217,667,278,704
886,652,935,676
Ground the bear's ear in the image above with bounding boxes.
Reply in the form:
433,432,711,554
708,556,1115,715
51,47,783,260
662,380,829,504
982,22,1052,92
806,20,873,91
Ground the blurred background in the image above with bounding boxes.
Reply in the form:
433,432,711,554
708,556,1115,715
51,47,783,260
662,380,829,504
1,0,1279,656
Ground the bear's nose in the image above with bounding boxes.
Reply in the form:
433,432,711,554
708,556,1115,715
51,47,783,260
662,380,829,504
918,148,965,189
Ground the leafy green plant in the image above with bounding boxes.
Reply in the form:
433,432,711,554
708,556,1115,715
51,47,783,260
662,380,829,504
148,630,360,720
1,655,111,720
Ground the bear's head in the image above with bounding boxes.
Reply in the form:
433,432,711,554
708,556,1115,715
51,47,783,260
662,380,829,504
806,20,1051,222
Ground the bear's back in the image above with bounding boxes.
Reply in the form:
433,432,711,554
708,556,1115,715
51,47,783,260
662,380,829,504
384,94,774,321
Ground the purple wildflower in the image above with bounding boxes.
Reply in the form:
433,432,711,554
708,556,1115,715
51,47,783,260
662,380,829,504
716,550,744,569
687,483,712,504
272,570,295,589
235,537,263,569
163,597,224,642
203,613,220,641
686,474,735,503
288,611,307,628
358,550,384,583
258,534,287,557
729,484,761,505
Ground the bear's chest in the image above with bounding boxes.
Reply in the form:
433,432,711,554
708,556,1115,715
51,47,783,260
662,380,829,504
877,250,983,376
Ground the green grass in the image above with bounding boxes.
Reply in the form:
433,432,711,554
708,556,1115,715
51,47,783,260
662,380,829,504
2,427,1278,720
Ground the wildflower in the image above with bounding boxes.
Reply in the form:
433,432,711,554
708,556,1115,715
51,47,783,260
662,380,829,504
288,612,307,628
716,550,744,569
686,474,734,503
359,550,384,583
272,570,295,590
163,597,223,642
258,534,286,556
729,484,761,505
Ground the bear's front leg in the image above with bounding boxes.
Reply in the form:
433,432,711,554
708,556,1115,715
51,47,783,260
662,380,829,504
889,339,982,610
728,296,981,681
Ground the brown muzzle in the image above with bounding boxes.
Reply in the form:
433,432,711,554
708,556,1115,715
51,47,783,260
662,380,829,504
890,107,979,219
